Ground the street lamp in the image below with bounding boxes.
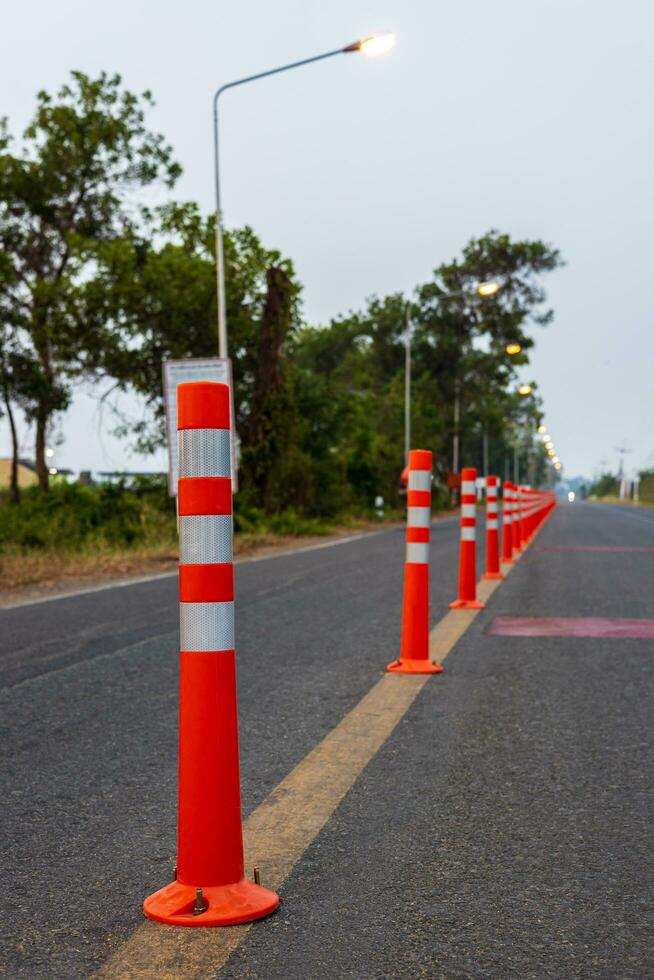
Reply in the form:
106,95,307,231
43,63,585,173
505,342,522,355
517,384,533,396
477,281,500,297
213,33,396,359
402,281,501,469
537,424,547,434
445,281,501,475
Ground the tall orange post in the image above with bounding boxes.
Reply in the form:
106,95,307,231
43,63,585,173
482,475,503,579
388,449,443,674
512,485,524,556
144,381,279,927
501,481,514,563
449,467,484,609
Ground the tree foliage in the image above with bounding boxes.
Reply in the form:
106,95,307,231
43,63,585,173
0,72,180,488
1,75,563,517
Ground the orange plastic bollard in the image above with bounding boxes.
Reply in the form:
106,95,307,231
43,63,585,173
388,449,443,674
482,475,504,579
449,467,485,609
512,485,524,556
501,481,514,563
143,382,279,927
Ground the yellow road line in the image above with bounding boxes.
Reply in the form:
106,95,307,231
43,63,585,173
95,560,516,979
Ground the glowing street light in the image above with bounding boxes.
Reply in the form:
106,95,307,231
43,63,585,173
554,462,562,470
349,33,396,56
477,281,500,297
537,424,547,434
505,343,522,355
213,33,396,358
547,449,555,457
518,384,533,396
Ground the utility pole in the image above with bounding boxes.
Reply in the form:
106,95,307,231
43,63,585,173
615,444,631,479
616,443,631,500
452,378,461,474
404,305,411,466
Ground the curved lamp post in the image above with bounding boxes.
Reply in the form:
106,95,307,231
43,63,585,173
213,33,395,358
403,281,501,468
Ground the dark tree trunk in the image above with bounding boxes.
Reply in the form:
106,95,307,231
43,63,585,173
35,412,49,491
240,266,299,511
2,385,20,504
245,266,294,446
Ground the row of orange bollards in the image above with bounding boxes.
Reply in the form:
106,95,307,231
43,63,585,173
390,458,556,673
142,385,555,928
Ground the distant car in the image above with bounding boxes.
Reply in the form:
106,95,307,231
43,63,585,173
568,491,576,503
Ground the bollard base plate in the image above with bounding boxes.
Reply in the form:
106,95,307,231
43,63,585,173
482,572,504,580
449,598,485,610
387,657,443,674
144,877,279,927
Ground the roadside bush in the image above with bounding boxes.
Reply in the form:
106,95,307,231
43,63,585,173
0,482,176,553
233,502,329,537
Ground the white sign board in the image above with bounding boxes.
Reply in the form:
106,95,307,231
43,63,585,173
162,357,238,495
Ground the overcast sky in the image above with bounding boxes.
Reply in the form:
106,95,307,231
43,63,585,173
1,0,652,481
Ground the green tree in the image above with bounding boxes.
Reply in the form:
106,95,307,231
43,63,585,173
94,204,302,466
588,472,620,497
0,72,180,488
292,231,562,511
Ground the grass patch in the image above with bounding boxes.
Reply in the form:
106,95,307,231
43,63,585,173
589,495,654,509
0,480,406,594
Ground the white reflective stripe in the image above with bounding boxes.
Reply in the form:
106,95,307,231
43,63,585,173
487,508,498,518
179,515,233,564
179,428,231,479
487,519,499,530
406,542,429,564
180,601,234,651
504,514,513,524
408,470,431,491
462,480,476,494
461,525,476,541
407,506,431,528
461,503,476,518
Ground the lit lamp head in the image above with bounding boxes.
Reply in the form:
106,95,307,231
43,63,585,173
344,33,396,56
547,449,555,457
537,425,547,434
518,384,532,396
506,343,522,355
477,281,500,297
554,462,562,470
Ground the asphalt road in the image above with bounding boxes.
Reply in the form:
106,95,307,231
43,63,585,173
2,503,653,978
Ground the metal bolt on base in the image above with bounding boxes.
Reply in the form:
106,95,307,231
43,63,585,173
193,888,208,916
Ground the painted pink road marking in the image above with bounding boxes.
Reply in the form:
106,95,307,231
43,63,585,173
489,617,654,639
537,546,654,553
